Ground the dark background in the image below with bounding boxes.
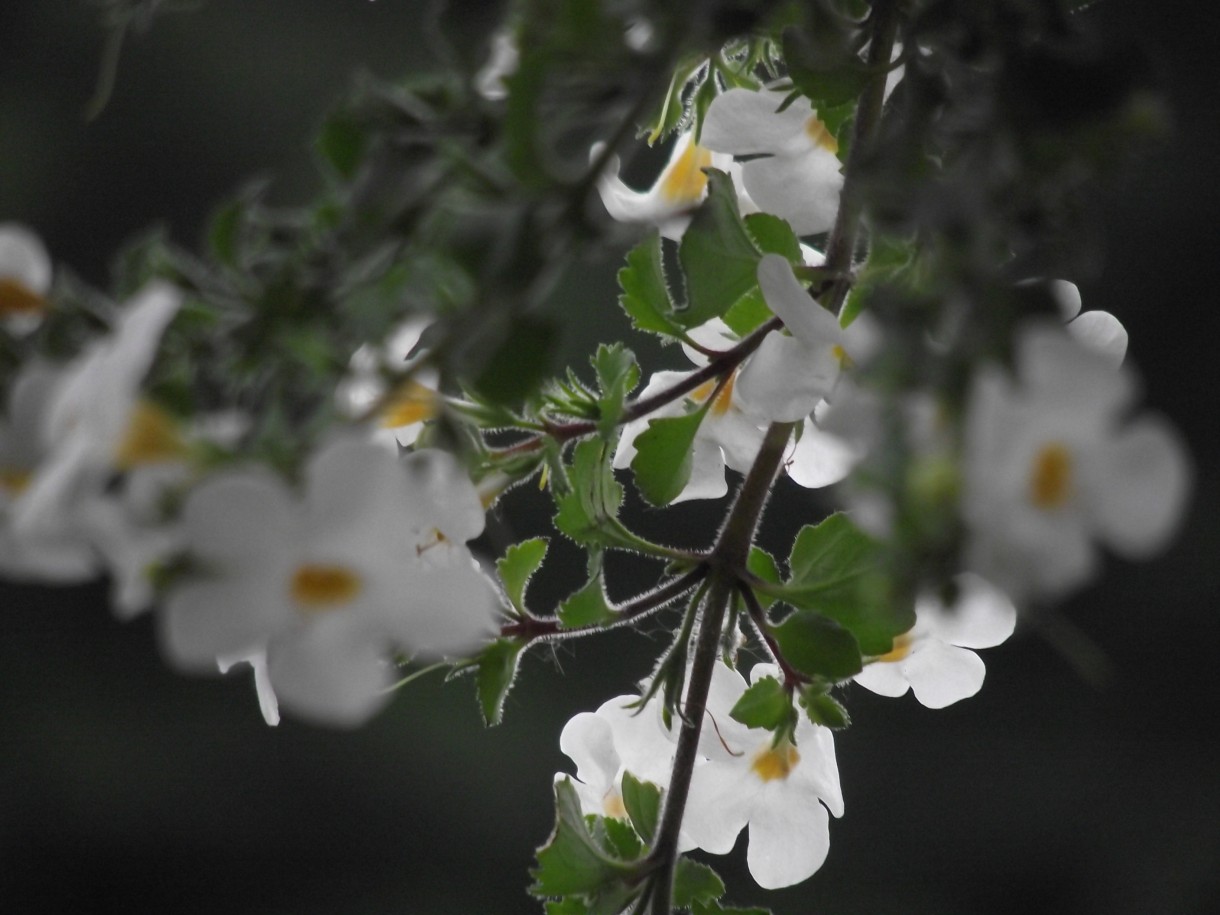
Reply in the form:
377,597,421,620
2,2,1218,913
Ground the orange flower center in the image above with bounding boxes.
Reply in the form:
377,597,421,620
691,371,736,416
0,278,47,316
114,400,190,469
876,632,913,664
290,563,362,611
660,142,713,203
1029,442,1073,510
751,742,801,783
805,117,839,154
379,379,436,429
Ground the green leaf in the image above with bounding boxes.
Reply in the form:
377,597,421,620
597,815,644,861
780,513,912,655
742,212,803,262
207,199,242,268
677,170,766,327
629,409,705,506
692,902,771,915
729,676,794,731
799,685,852,730
497,538,548,615
473,316,557,405
558,576,617,629
674,858,726,908
531,779,633,897
617,233,685,340
620,772,661,844
593,343,640,438
315,112,367,180
772,610,862,680
554,439,626,547
746,547,782,611
475,638,526,726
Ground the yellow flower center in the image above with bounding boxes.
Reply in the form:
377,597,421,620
805,117,839,154
876,632,913,663
0,467,32,495
1029,442,1073,510
659,142,713,203
114,400,190,469
602,792,627,820
379,379,436,429
831,343,853,370
691,371,736,416
751,742,801,783
290,563,362,611
0,278,47,316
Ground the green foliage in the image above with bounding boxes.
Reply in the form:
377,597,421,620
553,439,628,549
629,409,705,506
472,316,558,405
558,575,618,629
674,858,727,909
617,233,686,341
799,683,852,730
531,780,637,897
475,638,526,727
620,771,662,844
592,343,640,438
771,513,914,656
729,676,795,732
692,901,772,915
497,538,549,615
746,547,782,611
771,611,863,680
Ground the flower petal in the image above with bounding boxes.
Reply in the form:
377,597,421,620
746,783,831,889
921,573,1016,650
701,89,812,156
741,147,842,236
904,640,987,709
785,417,858,488
1068,310,1128,368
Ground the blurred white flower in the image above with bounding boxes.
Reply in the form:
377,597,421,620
161,438,500,727
1050,279,1128,367
963,323,1191,601
0,222,52,335
336,318,438,450
853,573,1017,708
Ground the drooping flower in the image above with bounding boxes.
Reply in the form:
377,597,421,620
595,131,744,240
962,323,1191,601
736,253,855,423
853,573,1017,708
12,281,183,537
559,691,679,821
700,89,843,236
682,661,844,890
0,222,52,335
613,316,856,502
160,438,501,727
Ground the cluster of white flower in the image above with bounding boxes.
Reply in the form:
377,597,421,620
0,224,502,728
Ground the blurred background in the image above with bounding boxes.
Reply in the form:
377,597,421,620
1,1,1217,913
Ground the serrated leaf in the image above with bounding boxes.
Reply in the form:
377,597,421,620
674,858,726,908
772,610,863,680
629,409,705,506
677,170,766,327
618,233,686,339
729,676,794,731
742,212,803,262
497,538,548,614
779,513,912,654
475,638,526,726
531,779,633,897
597,814,644,861
620,772,661,844
799,685,852,730
554,439,626,547
559,576,617,629
593,343,640,438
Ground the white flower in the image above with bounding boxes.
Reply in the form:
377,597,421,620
160,438,500,727
0,222,52,335
614,317,855,501
0,361,96,580
559,692,679,821
683,661,843,889
595,131,745,240
336,318,437,450
13,281,183,536
963,323,1191,601
700,89,843,236
853,573,1017,708
737,254,853,423
474,29,519,101
1050,279,1128,367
